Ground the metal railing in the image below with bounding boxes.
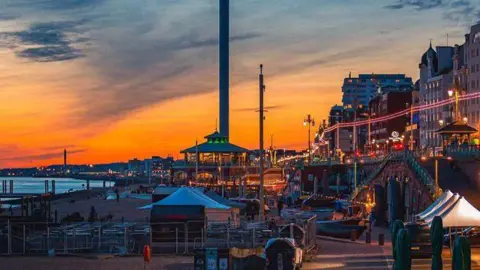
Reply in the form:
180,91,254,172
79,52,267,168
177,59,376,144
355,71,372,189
349,153,392,200
0,220,276,256
445,145,480,158
404,150,435,195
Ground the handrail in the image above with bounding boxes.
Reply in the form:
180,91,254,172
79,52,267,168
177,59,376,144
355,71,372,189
349,153,392,200
403,150,434,195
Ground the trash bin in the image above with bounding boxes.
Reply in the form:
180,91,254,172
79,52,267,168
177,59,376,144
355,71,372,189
264,238,299,270
194,249,206,270
195,248,231,270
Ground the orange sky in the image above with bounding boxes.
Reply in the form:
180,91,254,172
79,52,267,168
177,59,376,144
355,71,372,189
0,0,477,168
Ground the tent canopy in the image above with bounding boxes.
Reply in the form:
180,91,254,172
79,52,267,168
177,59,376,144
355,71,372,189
417,190,453,220
423,194,460,223
138,187,230,210
205,190,246,209
435,197,480,228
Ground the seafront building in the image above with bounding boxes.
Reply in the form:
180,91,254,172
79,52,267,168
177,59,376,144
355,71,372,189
341,73,413,107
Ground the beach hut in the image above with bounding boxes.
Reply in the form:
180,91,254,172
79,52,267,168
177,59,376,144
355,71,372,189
416,190,453,220
139,187,239,224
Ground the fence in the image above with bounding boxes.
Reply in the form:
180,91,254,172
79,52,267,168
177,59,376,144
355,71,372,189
0,220,275,256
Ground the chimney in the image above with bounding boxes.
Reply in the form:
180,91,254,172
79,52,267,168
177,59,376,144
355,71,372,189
219,0,229,139
63,149,67,175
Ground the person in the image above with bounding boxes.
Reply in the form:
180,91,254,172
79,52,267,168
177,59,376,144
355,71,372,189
88,206,97,222
268,218,278,237
277,199,284,217
115,189,120,202
253,200,260,221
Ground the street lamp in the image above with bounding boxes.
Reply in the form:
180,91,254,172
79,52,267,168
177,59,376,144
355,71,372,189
303,114,315,164
447,88,459,122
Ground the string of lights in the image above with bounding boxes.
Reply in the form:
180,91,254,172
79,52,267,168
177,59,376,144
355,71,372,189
277,91,480,163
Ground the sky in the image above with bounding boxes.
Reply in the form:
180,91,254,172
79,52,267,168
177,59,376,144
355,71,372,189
0,0,479,168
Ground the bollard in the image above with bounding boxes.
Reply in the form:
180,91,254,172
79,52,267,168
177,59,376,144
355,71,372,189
23,225,26,255
7,220,11,255
52,180,56,194
350,230,357,241
176,228,179,254
378,233,385,246
47,226,50,252
149,225,152,246
124,227,127,253
365,232,371,244
45,180,48,193
184,224,188,254
227,226,230,248
10,180,13,194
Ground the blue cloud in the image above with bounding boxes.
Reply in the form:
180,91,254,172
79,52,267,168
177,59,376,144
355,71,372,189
1,20,88,62
385,0,443,10
7,0,105,11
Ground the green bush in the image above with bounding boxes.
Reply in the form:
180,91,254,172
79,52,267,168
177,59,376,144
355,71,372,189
394,228,411,270
452,236,471,270
430,216,443,270
391,220,404,260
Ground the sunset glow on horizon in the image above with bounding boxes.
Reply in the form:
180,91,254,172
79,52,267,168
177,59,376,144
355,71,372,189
1,0,479,168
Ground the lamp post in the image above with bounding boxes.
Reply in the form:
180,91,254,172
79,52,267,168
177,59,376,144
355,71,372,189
447,88,459,122
259,64,266,222
303,114,315,164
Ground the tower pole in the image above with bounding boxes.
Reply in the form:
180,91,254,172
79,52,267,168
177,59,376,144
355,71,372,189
219,0,230,138
259,64,265,222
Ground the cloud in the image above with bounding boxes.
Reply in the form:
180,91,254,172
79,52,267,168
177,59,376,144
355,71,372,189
6,0,105,11
233,105,287,112
385,0,480,25
385,0,443,10
0,149,87,162
42,145,78,151
1,20,89,62
0,13,21,21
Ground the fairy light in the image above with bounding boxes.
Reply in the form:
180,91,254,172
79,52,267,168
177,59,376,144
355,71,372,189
278,92,480,164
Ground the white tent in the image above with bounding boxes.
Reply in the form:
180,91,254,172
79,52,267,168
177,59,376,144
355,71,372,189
417,190,453,220
434,197,480,228
423,194,460,224
138,187,239,223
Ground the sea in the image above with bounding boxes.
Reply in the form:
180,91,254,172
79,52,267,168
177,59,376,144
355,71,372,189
0,177,114,203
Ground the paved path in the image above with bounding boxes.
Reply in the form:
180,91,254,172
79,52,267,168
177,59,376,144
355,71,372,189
0,255,192,270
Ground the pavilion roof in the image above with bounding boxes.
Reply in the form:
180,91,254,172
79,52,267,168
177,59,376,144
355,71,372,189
435,121,478,135
181,141,249,153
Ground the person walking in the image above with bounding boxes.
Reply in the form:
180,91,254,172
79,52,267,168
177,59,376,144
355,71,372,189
277,199,284,217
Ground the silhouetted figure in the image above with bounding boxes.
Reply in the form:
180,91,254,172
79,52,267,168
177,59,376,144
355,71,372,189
277,200,284,217
253,201,260,220
115,189,120,202
88,206,97,222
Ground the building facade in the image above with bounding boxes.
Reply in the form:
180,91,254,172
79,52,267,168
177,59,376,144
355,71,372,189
418,44,457,149
368,91,412,150
465,23,480,134
342,74,413,107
